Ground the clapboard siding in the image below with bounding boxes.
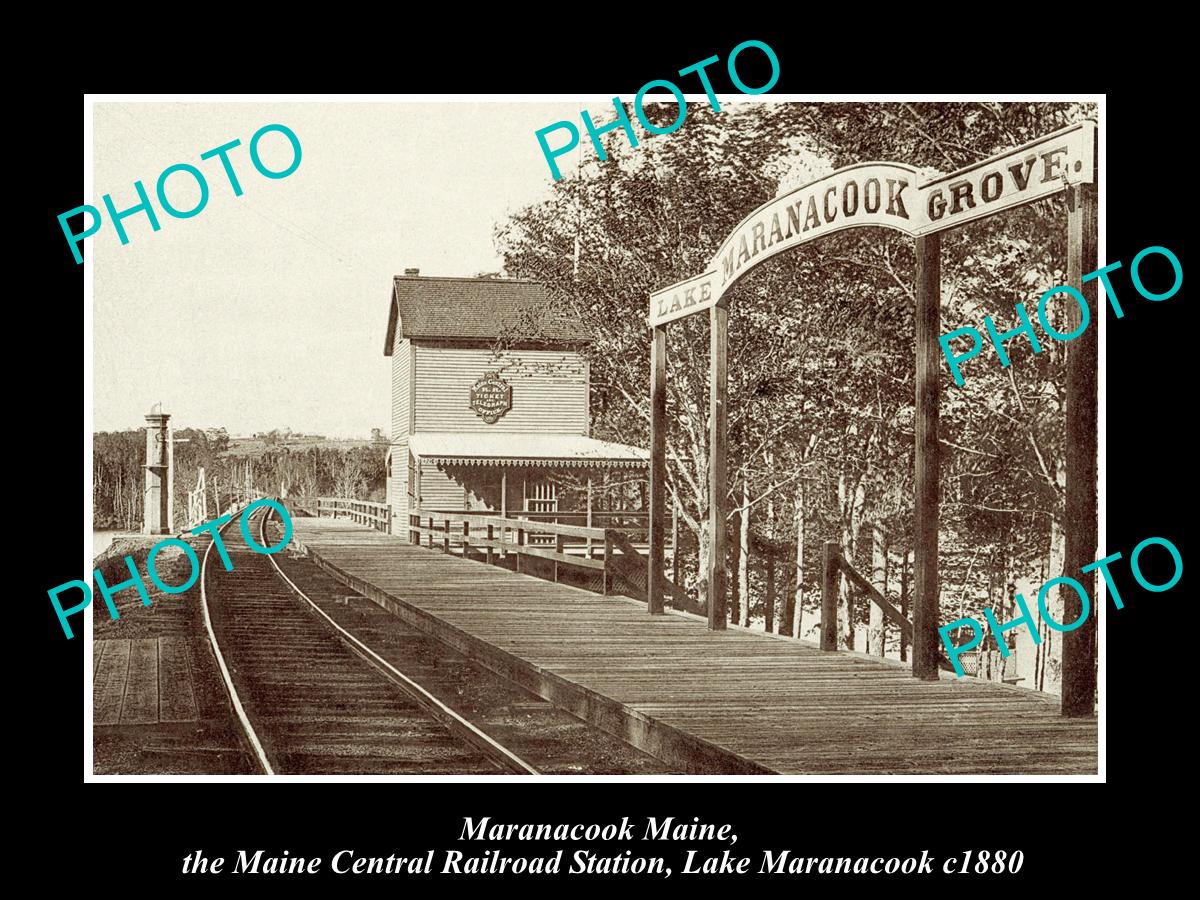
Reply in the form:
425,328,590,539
385,441,408,533
413,344,587,434
420,465,465,511
391,339,412,441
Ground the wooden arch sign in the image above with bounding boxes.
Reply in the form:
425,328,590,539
644,120,1098,715
649,122,1095,327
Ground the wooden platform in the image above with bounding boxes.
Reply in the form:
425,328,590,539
290,518,1098,775
94,638,199,726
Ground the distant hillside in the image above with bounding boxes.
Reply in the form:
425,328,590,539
223,435,381,457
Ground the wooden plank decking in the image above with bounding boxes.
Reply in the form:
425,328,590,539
290,518,1098,775
93,637,199,726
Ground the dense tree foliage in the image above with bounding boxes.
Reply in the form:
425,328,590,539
496,101,1094,689
93,430,385,531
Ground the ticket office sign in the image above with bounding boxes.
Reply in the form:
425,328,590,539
470,372,513,424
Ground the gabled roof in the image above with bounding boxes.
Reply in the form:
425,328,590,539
384,275,589,354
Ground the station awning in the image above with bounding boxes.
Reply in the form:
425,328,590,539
408,432,648,469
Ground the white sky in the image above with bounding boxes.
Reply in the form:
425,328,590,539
93,101,584,437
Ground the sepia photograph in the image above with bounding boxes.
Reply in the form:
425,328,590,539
85,97,1101,777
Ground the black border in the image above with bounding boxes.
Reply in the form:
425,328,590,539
21,31,1186,892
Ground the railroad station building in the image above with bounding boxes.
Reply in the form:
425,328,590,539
383,270,648,537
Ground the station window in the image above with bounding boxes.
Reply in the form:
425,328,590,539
524,476,559,513
524,476,558,546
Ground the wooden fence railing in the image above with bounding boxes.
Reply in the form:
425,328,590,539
821,541,954,672
409,511,606,578
186,467,208,529
606,529,705,616
501,510,655,539
407,512,692,610
312,497,390,532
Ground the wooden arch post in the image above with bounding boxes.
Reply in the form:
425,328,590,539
707,303,729,629
911,233,942,680
1061,179,1099,716
648,325,667,616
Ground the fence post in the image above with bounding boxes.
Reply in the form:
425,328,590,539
443,519,450,554
821,542,839,651
463,521,470,559
486,523,494,565
603,530,613,595
516,527,524,573
554,533,564,583
427,516,434,550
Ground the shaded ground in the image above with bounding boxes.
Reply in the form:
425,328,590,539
92,537,253,774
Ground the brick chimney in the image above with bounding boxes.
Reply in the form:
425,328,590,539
404,267,420,276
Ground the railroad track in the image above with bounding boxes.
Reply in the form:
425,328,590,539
199,505,537,775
